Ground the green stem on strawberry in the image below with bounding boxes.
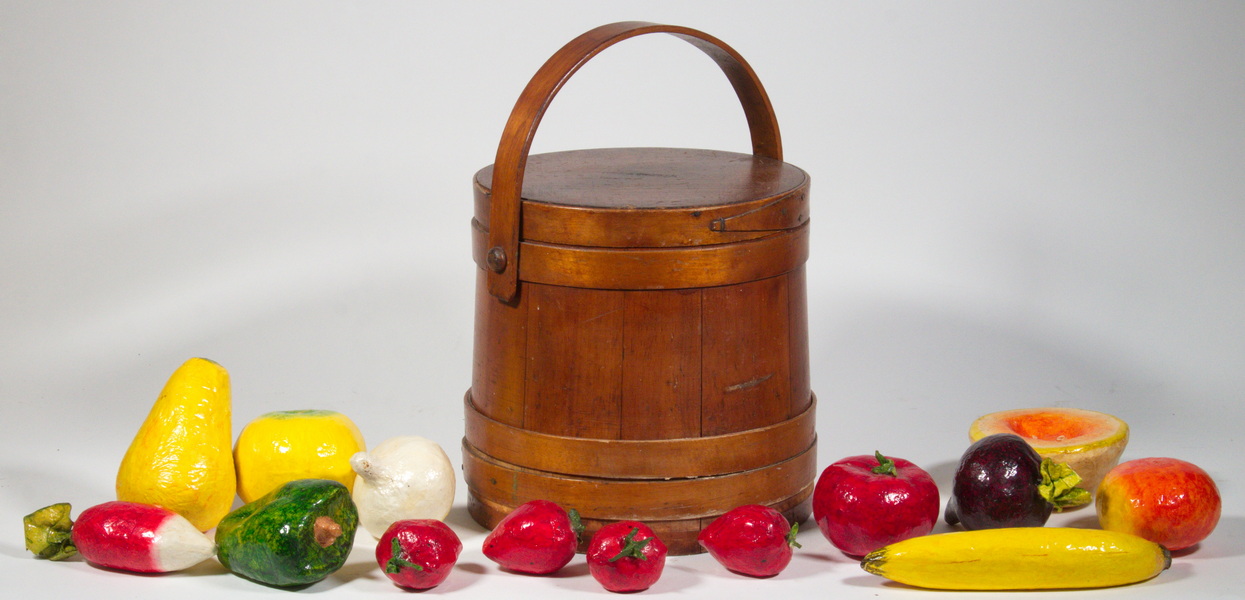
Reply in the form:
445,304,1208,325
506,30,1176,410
871,451,898,477
787,521,803,549
1038,458,1093,511
608,527,651,562
385,537,424,574
569,509,585,545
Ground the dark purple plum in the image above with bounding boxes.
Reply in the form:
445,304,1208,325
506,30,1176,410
945,433,1051,530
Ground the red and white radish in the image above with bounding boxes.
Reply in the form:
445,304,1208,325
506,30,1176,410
73,501,216,572
26,501,216,573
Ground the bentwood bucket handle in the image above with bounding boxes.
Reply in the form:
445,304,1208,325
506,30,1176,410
484,21,784,302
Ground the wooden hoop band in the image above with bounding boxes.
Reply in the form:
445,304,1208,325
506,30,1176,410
472,219,809,290
464,391,816,478
461,438,816,522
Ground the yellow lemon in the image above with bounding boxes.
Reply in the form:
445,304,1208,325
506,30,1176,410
234,409,365,503
116,357,236,531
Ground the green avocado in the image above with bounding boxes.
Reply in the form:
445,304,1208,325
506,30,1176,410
216,478,359,587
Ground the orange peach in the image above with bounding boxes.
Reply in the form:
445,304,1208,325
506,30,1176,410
1096,457,1221,551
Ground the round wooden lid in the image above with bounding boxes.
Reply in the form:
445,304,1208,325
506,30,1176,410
474,147,809,248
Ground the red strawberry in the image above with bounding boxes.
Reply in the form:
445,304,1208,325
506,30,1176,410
586,521,667,593
698,504,800,577
482,500,581,575
375,519,462,590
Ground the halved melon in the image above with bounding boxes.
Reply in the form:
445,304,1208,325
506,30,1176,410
969,407,1129,494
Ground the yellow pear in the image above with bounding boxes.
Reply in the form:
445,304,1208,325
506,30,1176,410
116,357,235,531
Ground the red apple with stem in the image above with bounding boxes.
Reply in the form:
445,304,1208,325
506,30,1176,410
1097,457,1221,552
813,451,939,557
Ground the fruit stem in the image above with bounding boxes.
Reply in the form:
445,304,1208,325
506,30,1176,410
23,503,77,561
608,527,650,562
859,549,887,576
1038,458,1092,511
313,516,343,548
569,509,585,545
787,521,803,549
385,537,424,574
871,451,898,477
349,452,393,485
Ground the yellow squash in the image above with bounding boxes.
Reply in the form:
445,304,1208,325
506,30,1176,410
861,527,1170,590
116,358,235,532
234,409,365,503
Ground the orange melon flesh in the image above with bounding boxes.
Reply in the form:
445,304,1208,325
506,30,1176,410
969,408,1129,495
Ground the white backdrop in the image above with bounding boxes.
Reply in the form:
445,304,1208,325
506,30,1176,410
3,2,1242,598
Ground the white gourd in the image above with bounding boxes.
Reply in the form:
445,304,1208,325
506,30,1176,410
350,436,456,539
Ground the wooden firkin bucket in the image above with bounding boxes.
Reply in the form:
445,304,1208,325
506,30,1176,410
463,22,816,555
